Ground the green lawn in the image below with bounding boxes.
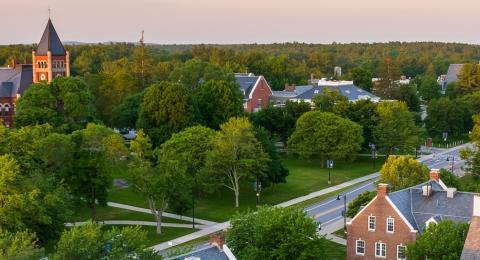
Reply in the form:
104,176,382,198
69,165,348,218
101,225,197,247
71,205,191,224
324,239,347,259
332,228,347,239
109,156,383,222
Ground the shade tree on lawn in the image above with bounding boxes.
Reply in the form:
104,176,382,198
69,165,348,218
128,129,190,234
287,111,364,164
69,123,128,220
379,155,429,191
205,117,269,208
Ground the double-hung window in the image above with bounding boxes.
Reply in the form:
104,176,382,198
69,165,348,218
356,240,365,256
375,242,386,258
368,215,376,231
387,217,395,233
397,245,406,260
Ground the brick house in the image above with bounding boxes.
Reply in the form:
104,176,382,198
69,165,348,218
347,169,480,260
0,18,69,127
234,73,273,112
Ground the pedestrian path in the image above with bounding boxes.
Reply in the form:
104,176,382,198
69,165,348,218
107,202,218,226
65,220,207,229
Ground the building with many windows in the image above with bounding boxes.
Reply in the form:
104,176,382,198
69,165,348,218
347,170,480,259
0,18,69,127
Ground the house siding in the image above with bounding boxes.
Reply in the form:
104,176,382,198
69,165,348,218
245,77,271,112
347,195,416,260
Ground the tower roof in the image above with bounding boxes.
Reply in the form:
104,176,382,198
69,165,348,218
36,19,66,56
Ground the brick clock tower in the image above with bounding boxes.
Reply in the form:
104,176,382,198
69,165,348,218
32,18,70,83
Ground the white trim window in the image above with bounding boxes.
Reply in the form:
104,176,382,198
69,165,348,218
397,245,406,260
368,215,376,231
356,240,365,256
375,241,386,258
387,217,395,233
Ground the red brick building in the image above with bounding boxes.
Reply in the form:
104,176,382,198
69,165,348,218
235,73,273,112
347,170,479,260
0,18,69,127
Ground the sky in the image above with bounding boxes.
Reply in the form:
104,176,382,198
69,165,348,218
2,0,480,45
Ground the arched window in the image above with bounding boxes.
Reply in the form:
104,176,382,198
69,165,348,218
4,104,10,113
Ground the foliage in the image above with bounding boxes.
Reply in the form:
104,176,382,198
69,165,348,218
250,101,311,145
373,101,421,155
374,56,401,99
456,63,480,95
351,67,373,91
346,190,376,218
228,206,327,260
0,229,44,259
254,126,289,186
53,222,160,260
418,76,441,101
380,156,429,190
398,83,421,112
288,111,363,161
69,123,128,219
112,90,145,129
312,88,348,112
205,117,269,207
137,82,194,146
439,169,460,189
406,220,469,260
192,79,244,129
425,98,472,138
15,77,95,131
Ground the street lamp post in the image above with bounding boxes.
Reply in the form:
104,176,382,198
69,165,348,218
254,178,262,207
337,193,347,232
369,144,376,169
188,166,196,229
327,159,333,184
446,156,455,173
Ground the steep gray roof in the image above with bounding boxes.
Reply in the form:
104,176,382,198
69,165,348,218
272,85,313,98
169,245,229,260
0,65,33,98
445,64,464,84
235,75,259,99
388,180,476,233
36,19,66,56
292,84,379,102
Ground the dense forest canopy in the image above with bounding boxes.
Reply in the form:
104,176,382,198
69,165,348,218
2,42,480,90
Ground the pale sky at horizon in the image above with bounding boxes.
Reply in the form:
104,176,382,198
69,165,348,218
2,0,480,45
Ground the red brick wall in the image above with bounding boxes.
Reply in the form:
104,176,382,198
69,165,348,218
245,77,272,112
347,195,417,259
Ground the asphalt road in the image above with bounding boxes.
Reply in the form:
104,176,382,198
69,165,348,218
305,144,471,227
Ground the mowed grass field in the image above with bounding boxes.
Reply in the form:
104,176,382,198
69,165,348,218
109,156,384,222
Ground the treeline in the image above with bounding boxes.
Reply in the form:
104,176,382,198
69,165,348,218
3,41,480,90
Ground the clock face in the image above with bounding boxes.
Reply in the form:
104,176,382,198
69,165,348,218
40,74,46,80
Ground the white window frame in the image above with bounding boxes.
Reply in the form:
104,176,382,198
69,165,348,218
356,239,365,256
375,241,386,258
387,217,395,233
368,215,376,231
397,245,406,260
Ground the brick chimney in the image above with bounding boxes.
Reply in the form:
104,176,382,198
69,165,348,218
377,183,389,197
284,84,296,92
210,233,225,251
429,169,440,182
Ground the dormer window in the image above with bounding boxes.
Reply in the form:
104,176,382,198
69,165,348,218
368,215,376,231
387,217,394,233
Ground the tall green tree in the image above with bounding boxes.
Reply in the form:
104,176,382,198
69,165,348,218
254,127,289,186
418,76,441,101
228,206,327,260
312,88,348,112
398,84,421,112
193,79,244,129
351,67,373,91
373,101,421,155
375,56,401,99
53,221,160,260
69,123,128,219
0,229,44,259
288,111,364,162
407,220,469,260
456,63,480,96
205,117,269,207
380,156,429,190
137,82,194,146
425,98,470,138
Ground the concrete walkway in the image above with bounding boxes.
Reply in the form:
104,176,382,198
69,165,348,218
152,172,380,252
318,218,349,245
107,202,218,226
65,220,207,229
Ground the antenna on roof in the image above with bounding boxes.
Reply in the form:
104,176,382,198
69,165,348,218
48,6,51,19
